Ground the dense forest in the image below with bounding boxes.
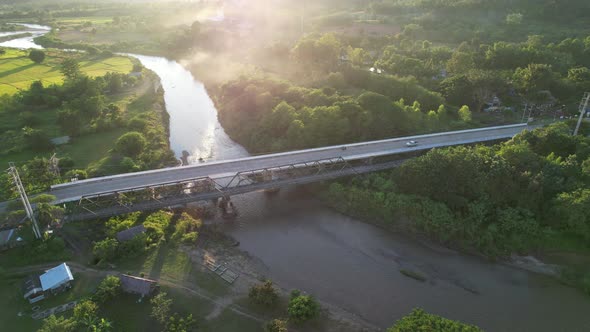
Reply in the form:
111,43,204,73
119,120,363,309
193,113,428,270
324,123,590,292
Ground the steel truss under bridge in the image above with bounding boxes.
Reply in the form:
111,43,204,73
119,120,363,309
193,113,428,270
65,156,406,222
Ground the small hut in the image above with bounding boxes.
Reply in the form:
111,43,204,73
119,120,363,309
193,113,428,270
120,274,157,297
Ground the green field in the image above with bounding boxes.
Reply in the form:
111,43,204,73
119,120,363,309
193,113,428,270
0,48,133,95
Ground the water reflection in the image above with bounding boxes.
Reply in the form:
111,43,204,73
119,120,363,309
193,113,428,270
125,54,249,163
0,24,50,49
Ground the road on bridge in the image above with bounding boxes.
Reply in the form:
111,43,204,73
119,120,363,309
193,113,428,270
44,123,529,204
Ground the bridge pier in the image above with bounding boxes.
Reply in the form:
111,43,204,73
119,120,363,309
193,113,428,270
218,196,237,219
262,170,280,194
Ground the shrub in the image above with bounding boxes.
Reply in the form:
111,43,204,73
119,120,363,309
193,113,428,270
29,49,46,63
38,315,76,332
58,157,75,170
265,318,288,332
143,211,172,244
92,238,119,262
387,308,483,332
30,194,57,204
115,132,146,157
64,169,88,180
181,232,198,244
249,280,279,307
171,213,201,244
287,290,319,323
150,291,172,324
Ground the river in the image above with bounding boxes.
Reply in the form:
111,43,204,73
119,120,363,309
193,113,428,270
4,24,590,332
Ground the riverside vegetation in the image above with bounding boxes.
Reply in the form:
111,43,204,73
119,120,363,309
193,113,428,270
0,49,177,204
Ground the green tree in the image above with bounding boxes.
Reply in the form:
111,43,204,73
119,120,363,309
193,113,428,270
568,67,590,83
29,49,45,63
151,292,173,324
287,290,319,323
347,46,369,67
458,105,472,122
115,132,147,157
37,203,64,227
552,189,590,239
447,52,475,74
57,108,82,136
513,64,556,95
388,308,483,332
92,238,119,262
73,300,99,328
22,127,52,151
93,275,121,304
165,313,195,332
249,280,279,307
61,58,81,81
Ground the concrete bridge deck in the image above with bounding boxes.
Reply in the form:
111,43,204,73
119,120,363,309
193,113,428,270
48,123,529,204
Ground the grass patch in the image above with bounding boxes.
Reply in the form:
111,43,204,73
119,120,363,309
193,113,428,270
116,244,192,281
192,267,231,297
0,49,132,96
0,276,42,332
56,128,126,168
234,295,288,320
201,308,263,332
166,286,215,320
100,291,156,331
0,235,71,268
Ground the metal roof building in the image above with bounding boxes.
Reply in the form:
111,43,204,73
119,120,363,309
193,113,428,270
116,225,146,242
120,274,157,297
40,263,74,291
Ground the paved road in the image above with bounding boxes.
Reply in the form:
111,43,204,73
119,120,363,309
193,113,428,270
45,124,528,204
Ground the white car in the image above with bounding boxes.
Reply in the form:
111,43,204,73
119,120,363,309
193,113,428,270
406,140,418,147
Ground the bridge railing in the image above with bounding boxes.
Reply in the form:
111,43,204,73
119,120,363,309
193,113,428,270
65,156,361,221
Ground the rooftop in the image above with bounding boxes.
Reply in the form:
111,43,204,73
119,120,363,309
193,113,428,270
40,263,74,291
116,225,146,242
120,274,157,296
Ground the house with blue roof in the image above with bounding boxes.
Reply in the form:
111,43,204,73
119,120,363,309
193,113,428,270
23,263,74,304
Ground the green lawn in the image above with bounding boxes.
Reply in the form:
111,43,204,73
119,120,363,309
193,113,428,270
0,49,133,96
115,244,230,297
202,308,263,332
0,276,42,332
56,129,127,169
55,17,115,25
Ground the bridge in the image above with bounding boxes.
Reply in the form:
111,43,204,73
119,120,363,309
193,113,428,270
38,123,529,221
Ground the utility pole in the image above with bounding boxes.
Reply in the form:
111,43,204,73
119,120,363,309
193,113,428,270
573,92,590,136
48,153,60,177
521,103,528,123
7,162,42,239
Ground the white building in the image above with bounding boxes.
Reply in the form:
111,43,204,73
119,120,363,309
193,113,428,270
23,263,74,303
